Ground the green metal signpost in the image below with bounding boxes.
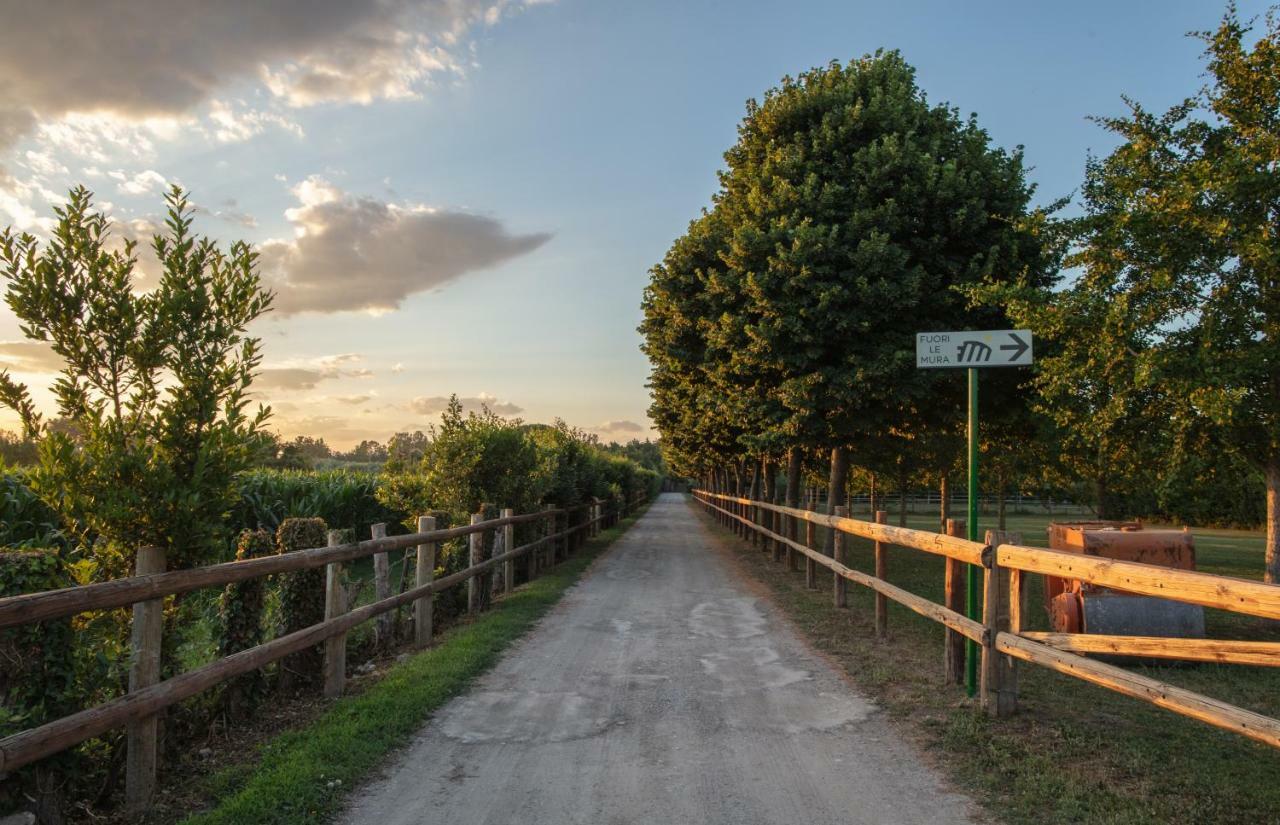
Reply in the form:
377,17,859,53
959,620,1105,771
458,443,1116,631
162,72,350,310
917,329,1033,696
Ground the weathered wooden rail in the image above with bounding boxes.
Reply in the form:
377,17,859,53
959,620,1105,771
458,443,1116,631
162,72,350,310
0,490,648,811
693,489,1280,749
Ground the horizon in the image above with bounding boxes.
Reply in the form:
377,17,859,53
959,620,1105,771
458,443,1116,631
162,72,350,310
0,0,1268,449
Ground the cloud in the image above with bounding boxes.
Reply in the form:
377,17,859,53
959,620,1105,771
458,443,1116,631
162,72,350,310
0,341,63,373
0,1,539,154
410,393,523,416
191,199,259,229
259,177,550,315
116,169,168,196
208,100,304,144
256,368,333,391
256,353,372,391
597,420,644,434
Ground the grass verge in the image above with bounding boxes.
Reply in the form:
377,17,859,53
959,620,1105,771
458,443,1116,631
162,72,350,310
697,499,1280,825
181,505,648,825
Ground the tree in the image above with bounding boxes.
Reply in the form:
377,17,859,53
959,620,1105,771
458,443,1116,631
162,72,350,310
0,429,37,466
0,186,272,572
415,397,540,519
286,435,332,462
710,51,1049,538
385,430,429,473
991,6,1280,577
641,212,749,484
339,439,388,463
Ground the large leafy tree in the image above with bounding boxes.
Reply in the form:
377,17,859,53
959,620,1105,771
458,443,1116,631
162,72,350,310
641,212,747,484
710,51,1048,527
0,186,272,572
998,6,1280,577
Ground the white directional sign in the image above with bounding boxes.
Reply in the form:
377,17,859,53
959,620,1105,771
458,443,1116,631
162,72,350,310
916,329,1033,368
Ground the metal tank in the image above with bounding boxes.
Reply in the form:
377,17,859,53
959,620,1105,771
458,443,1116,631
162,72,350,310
1045,522,1205,638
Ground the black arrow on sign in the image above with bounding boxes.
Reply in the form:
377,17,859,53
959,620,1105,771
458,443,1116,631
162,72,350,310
1000,332,1029,362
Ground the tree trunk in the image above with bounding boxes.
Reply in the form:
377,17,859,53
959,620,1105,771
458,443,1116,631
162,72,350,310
869,472,877,516
762,458,775,503
1095,475,1109,521
749,457,762,501
898,467,908,527
785,448,802,508
939,474,950,535
825,446,848,555
1267,457,1280,584
997,475,1008,532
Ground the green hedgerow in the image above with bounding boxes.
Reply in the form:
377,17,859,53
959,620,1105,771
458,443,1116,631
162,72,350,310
274,518,327,692
218,529,274,717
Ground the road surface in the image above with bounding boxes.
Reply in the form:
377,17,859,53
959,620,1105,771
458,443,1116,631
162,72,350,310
340,493,979,825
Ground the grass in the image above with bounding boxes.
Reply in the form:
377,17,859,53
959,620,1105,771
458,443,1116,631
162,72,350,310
704,501,1280,825
179,506,647,825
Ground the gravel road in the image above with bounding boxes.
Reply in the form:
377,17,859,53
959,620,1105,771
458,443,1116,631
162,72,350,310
339,493,979,825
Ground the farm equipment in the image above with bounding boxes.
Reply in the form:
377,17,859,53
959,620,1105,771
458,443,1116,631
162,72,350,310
1044,522,1206,638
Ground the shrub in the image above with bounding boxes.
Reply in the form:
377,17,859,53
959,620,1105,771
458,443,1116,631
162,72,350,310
218,529,274,716
0,470,64,548
0,549,79,820
0,187,273,573
275,518,327,692
233,469,402,541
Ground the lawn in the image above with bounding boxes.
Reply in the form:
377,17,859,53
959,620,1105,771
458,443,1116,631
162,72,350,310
704,499,1280,825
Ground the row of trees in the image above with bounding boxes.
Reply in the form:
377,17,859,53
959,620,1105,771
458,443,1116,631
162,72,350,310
254,430,667,474
641,5,1280,579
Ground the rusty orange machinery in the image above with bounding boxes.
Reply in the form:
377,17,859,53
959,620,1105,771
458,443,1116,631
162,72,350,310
1044,522,1205,638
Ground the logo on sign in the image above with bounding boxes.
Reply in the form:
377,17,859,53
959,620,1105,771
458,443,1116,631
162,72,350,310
956,341,992,363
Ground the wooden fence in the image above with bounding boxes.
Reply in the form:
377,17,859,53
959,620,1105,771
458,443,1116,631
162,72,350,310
0,490,648,812
693,489,1280,749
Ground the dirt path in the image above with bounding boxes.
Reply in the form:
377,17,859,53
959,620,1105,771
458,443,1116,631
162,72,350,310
339,493,980,825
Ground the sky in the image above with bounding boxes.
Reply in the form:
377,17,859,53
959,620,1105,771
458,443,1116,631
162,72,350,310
0,0,1269,448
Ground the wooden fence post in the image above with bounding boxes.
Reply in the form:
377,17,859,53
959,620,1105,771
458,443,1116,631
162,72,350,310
983,529,1022,717
125,545,165,816
502,508,515,595
805,517,817,589
787,512,799,571
323,530,347,699
371,523,391,649
542,506,555,572
833,505,848,608
468,513,482,613
415,515,436,648
874,510,889,637
944,519,966,685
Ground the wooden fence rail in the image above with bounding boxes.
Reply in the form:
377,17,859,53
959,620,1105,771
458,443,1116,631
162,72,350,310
0,490,648,809
692,489,1280,750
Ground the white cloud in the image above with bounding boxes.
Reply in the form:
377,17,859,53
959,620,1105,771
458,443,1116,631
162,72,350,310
24,150,66,176
259,176,549,315
0,1,544,157
208,99,303,144
117,169,168,196
256,353,373,391
0,341,64,373
410,392,523,416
